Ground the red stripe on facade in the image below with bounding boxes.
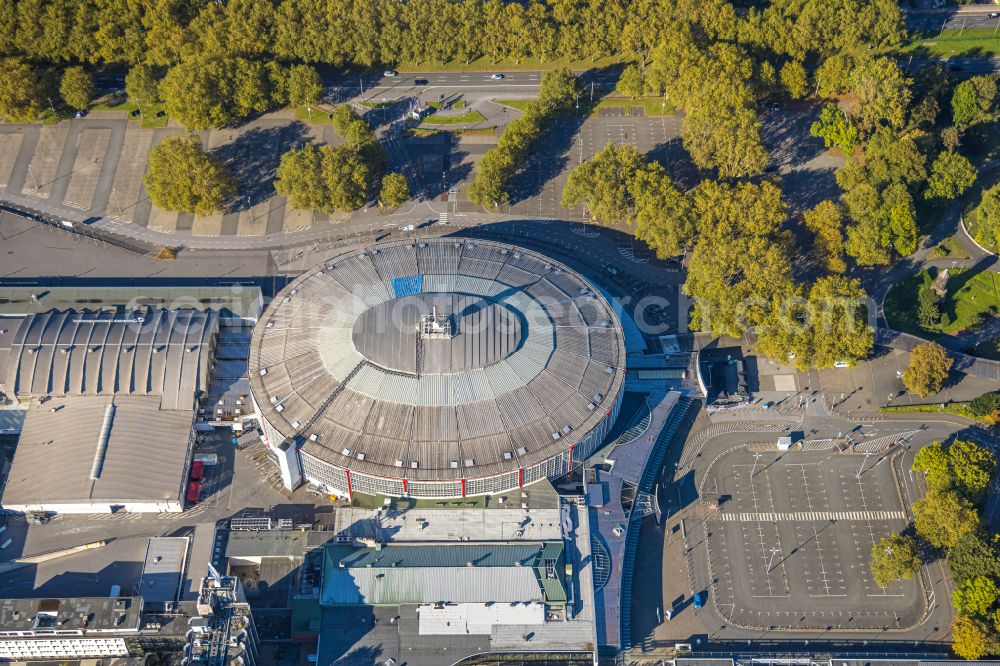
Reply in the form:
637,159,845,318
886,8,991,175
461,478,466,497
519,468,524,488
345,469,353,500
402,478,408,494
569,444,574,469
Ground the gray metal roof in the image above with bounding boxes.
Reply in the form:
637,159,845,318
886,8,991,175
0,395,193,507
249,237,626,481
0,285,262,320
321,542,566,606
0,596,143,635
3,308,219,411
140,537,189,604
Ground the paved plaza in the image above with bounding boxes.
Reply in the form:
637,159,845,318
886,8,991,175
700,447,925,632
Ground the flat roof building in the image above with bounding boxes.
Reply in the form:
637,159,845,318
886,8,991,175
321,541,567,607
0,307,219,513
0,596,142,661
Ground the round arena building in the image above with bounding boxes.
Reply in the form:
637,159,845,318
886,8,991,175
248,237,625,499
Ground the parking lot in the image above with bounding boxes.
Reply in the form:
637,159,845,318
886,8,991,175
700,447,925,631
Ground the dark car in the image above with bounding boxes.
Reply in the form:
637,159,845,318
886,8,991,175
414,78,429,86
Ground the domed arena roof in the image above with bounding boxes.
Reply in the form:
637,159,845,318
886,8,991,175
249,237,625,482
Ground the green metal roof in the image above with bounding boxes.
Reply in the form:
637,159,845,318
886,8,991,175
321,542,567,606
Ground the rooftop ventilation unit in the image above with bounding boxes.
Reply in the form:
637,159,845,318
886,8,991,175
90,402,116,480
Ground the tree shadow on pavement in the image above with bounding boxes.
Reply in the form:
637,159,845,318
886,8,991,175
212,122,310,211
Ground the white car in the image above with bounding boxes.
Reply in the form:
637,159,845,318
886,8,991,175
383,70,397,77
834,360,850,368
490,73,504,80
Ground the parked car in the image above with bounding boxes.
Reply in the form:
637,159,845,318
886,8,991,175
692,591,705,609
834,360,850,368
190,460,204,482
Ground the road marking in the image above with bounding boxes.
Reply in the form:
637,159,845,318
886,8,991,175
717,510,907,522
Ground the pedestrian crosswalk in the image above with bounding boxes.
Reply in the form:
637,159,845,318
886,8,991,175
715,510,906,522
438,212,449,225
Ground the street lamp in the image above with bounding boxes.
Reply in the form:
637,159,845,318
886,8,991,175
767,546,781,573
751,452,762,478
857,451,872,478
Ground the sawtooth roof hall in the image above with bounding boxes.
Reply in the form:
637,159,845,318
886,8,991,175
0,307,220,514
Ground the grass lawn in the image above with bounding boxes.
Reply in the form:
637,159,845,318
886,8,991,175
422,109,487,125
963,167,999,253
92,100,169,128
492,99,536,111
885,267,1000,336
930,236,972,259
898,28,1000,58
879,402,989,424
293,105,337,125
591,96,675,116
393,53,623,73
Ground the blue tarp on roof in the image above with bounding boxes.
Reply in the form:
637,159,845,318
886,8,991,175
392,275,423,298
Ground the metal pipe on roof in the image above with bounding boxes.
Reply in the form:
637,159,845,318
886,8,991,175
90,401,116,480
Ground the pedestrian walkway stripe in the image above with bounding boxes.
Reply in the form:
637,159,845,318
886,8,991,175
715,510,906,522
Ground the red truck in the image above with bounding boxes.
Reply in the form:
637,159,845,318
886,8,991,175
190,460,204,482
186,481,201,505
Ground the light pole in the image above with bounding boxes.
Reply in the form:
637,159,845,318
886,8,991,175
857,451,872,479
751,452,762,478
767,546,780,573
112,187,122,216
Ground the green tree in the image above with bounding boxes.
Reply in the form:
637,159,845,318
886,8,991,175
952,76,997,127
538,67,581,113
913,487,979,549
803,200,846,273
144,133,236,215
159,57,236,129
685,180,794,336
0,57,41,122
925,151,977,201
756,275,873,370
913,441,952,490
949,439,997,503
287,64,323,118
969,392,1000,422
616,63,644,98
125,64,161,119
976,184,1000,250
60,66,94,110
561,142,645,225
633,162,694,258
274,143,329,211
870,534,921,588
949,532,1000,586
902,341,953,397
952,614,995,660
780,59,808,99
810,103,859,154
321,145,370,211
849,56,911,131
917,285,941,329
954,576,1000,618
379,172,409,208
332,104,377,147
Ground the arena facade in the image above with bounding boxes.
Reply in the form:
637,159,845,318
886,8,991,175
248,237,625,499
